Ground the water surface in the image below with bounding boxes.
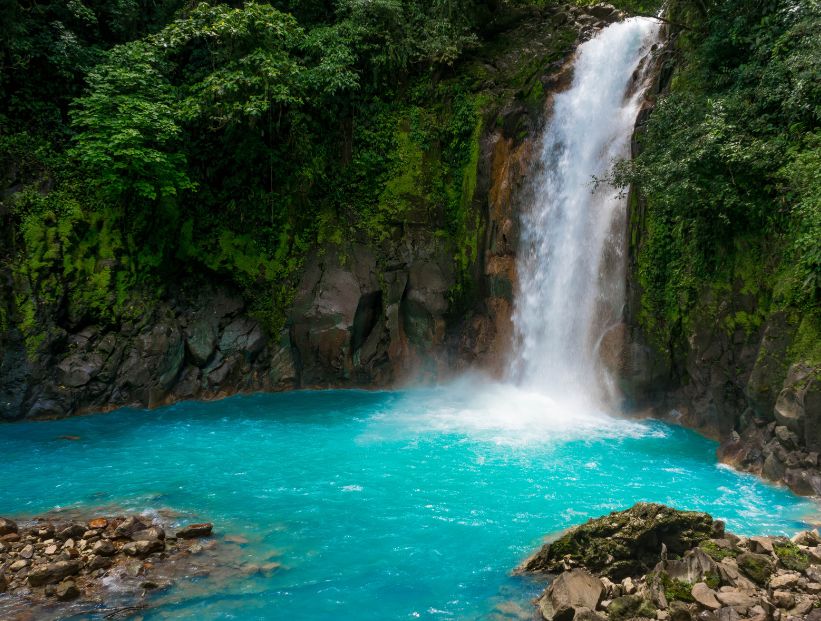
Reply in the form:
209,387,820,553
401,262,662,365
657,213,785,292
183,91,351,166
0,382,813,620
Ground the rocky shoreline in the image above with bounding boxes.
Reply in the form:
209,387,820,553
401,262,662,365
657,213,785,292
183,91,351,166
519,503,821,621
0,512,234,619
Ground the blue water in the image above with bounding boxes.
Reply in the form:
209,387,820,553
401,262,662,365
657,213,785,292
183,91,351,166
0,382,815,620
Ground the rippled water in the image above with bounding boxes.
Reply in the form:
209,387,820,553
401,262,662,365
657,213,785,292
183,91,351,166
0,382,814,620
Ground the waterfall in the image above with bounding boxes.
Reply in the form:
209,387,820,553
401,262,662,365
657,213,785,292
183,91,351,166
510,18,661,403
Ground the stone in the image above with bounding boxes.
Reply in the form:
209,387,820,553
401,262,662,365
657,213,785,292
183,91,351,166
775,426,799,450
520,503,714,579
664,548,720,585
224,535,249,545
622,576,637,594
0,532,20,542
114,516,148,538
715,590,756,608
131,526,165,542
789,597,813,616
748,537,775,555
573,608,606,621
44,544,58,555
57,524,85,541
27,560,82,586
122,539,164,556
548,569,604,611
772,590,795,609
669,601,694,621
87,518,108,530
769,572,801,589
55,580,79,601
176,523,213,539
691,583,721,610
715,562,754,591
0,572,6,593
92,539,115,556
10,560,29,571
87,555,112,571
718,606,740,621
185,319,218,367
0,517,18,536
20,544,33,559
791,530,820,546
606,594,657,621
736,552,774,585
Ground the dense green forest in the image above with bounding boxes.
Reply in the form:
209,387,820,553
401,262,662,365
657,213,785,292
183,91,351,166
0,0,818,366
616,0,820,365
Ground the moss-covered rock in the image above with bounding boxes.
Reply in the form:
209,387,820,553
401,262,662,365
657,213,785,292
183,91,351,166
736,552,775,586
773,541,810,572
606,594,657,621
520,503,713,580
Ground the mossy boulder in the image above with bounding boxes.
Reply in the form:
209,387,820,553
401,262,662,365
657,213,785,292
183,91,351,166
736,552,775,586
606,594,657,621
773,541,810,572
520,503,714,580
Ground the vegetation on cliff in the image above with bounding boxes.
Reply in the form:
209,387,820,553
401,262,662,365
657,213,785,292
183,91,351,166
615,0,820,370
0,0,576,354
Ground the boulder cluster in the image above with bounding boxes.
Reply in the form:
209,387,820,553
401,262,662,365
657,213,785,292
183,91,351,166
0,514,212,605
520,503,821,621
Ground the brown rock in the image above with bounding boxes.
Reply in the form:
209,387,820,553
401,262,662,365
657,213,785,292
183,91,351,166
114,516,148,538
0,572,6,593
27,560,82,586
769,572,801,589
0,517,18,536
176,523,213,539
87,518,108,530
692,582,721,610
772,590,795,609
87,555,112,571
131,526,165,542
92,539,115,556
122,539,164,556
56,523,85,541
715,589,756,608
538,568,604,620
55,580,79,601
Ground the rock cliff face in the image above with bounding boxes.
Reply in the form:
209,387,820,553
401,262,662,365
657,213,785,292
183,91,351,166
619,32,821,495
0,4,623,421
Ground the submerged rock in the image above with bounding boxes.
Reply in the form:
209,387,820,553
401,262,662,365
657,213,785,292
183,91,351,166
0,511,237,619
176,522,213,539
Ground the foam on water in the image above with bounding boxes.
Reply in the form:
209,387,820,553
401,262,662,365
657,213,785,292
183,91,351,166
367,377,655,446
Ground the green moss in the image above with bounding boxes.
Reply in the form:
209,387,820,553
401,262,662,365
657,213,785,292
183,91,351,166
773,541,810,572
607,595,658,621
737,553,774,586
788,312,821,369
660,573,695,603
699,540,738,561
704,570,721,590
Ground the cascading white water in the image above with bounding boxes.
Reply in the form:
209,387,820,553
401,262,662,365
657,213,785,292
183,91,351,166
510,18,661,401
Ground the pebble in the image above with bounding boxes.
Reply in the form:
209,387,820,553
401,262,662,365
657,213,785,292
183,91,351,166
10,560,28,571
